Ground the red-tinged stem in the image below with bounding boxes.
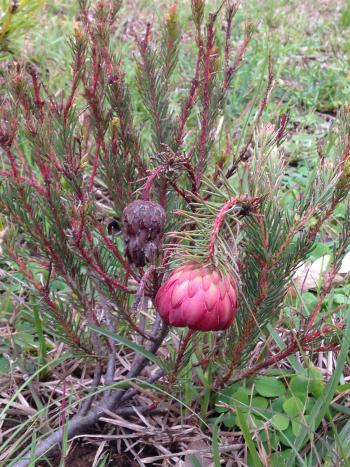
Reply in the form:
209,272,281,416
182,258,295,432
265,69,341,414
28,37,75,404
276,113,288,144
235,344,299,382
305,322,345,340
221,268,268,384
63,44,85,125
218,214,269,387
302,344,340,352
175,33,202,148
208,195,263,261
269,209,317,270
3,145,19,178
175,78,199,148
195,16,216,190
170,181,195,208
88,140,100,192
140,21,152,54
0,170,47,196
142,165,165,201
168,329,194,386
101,46,114,80
339,143,350,165
91,218,137,280
225,28,253,90
308,197,343,242
183,160,197,193
159,179,168,208
77,242,130,293
233,322,344,382
224,5,237,88
27,66,44,121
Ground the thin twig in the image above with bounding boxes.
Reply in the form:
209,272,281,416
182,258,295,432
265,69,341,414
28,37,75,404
79,362,103,416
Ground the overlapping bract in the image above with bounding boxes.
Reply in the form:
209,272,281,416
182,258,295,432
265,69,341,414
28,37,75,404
122,200,166,267
155,262,238,331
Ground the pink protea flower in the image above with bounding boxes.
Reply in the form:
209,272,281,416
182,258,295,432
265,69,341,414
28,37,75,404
155,262,238,331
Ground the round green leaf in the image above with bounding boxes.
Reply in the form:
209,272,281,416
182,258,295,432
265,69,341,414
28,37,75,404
292,419,303,437
271,396,287,412
308,367,324,398
255,377,286,397
310,379,324,398
216,385,252,413
290,375,308,398
222,413,236,428
308,366,323,382
271,413,289,431
251,396,268,410
232,387,251,412
283,397,304,417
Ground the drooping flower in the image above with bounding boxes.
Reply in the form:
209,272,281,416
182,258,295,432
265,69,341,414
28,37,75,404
155,262,238,331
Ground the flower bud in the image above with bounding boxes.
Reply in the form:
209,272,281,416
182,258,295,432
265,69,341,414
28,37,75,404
155,262,238,331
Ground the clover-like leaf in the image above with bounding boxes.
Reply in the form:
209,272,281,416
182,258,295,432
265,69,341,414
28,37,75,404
283,396,304,418
255,377,286,397
271,413,289,431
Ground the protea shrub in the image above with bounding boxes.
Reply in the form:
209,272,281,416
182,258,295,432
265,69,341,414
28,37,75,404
1,0,350,465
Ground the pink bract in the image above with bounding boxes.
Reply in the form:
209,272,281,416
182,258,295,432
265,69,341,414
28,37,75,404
155,263,238,331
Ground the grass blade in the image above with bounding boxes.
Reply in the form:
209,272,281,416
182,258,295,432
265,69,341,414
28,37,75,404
89,325,167,371
235,408,262,467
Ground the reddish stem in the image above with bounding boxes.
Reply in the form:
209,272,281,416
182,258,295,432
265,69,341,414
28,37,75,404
27,66,44,121
195,16,216,190
234,322,344,382
91,218,137,280
76,240,130,293
218,212,268,387
208,195,263,261
224,5,237,87
88,140,100,192
142,165,165,201
63,42,85,125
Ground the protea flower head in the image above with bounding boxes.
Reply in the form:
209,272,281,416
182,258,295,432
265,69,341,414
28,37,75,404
155,262,238,331
122,200,166,267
